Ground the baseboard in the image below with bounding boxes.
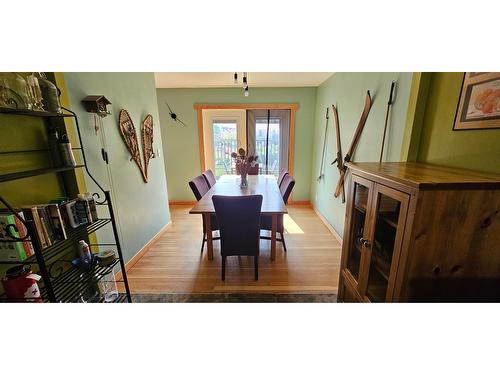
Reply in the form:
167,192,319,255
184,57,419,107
115,221,172,281
169,200,196,205
312,205,343,245
289,200,312,206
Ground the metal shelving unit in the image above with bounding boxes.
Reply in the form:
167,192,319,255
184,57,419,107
0,107,132,303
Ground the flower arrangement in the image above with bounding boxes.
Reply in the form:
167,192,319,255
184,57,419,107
231,148,258,187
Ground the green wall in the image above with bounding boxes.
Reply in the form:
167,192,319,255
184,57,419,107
63,73,170,263
156,87,317,201
310,73,413,236
417,72,500,174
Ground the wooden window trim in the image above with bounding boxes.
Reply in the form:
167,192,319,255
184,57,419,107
195,103,298,177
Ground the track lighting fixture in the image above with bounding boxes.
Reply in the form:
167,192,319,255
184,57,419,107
243,73,248,88
244,86,249,97
233,72,249,96
233,72,238,84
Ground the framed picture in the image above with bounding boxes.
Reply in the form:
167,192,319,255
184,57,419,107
453,72,500,130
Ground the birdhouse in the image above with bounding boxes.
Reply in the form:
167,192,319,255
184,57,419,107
81,95,112,117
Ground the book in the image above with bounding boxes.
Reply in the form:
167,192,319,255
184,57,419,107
0,213,28,262
35,205,55,246
47,204,67,241
22,206,48,249
11,211,34,257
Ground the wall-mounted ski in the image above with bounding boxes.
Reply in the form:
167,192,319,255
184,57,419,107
334,90,373,198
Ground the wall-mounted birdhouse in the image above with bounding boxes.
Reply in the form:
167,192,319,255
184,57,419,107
81,95,112,117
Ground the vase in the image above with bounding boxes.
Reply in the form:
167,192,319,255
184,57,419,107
240,172,248,188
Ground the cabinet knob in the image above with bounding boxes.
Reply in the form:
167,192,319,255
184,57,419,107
361,239,371,248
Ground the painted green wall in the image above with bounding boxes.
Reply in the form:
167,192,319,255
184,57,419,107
63,73,170,263
417,72,500,174
156,87,317,201
310,73,414,237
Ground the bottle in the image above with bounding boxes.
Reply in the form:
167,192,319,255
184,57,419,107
47,126,62,166
0,73,31,110
58,134,76,167
78,240,92,265
36,73,62,113
84,192,98,222
75,194,90,225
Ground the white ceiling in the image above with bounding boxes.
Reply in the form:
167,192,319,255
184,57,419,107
154,72,334,88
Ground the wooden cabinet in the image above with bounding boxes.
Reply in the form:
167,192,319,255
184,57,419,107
338,162,500,302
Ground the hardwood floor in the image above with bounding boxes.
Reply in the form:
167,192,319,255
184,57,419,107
125,204,341,294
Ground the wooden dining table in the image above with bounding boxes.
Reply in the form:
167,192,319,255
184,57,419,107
189,174,287,261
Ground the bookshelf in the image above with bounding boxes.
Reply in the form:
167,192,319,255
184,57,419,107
0,107,132,303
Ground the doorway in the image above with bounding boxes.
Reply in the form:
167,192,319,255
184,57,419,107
197,104,297,178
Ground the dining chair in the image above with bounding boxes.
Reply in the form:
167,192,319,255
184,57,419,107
277,169,289,187
260,174,295,252
212,195,263,281
188,175,219,253
202,169,217,188
248,163,259,175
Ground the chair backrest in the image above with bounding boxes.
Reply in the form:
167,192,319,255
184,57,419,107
188,175,210,201
277,169,289,187
280,175,295,204
202,169,217,188
212,195,263,256
248,163,259,175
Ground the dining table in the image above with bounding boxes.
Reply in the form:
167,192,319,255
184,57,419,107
189,174,287,261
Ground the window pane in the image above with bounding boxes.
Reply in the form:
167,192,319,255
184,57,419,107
212,121,237,177
255,118,280,176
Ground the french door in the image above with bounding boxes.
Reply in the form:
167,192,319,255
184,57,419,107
203,110,246,177
201,107,291,178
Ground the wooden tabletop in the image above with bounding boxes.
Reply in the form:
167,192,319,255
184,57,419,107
189,175,287,215
347,162,500,189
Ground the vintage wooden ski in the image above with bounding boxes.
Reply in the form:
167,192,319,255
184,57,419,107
334,90,373,198
330,104,345,202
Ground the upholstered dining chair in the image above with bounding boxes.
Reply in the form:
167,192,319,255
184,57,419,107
202,169,217,188
260,174,295,252
212,195,263,281
277,169,289,187
188,175,219,253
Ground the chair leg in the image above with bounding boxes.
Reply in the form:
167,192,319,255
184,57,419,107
200,233,206,253
254,256,258,281
222,256,226,281
280,232,287,252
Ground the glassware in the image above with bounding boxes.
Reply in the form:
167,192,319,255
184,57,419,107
0,73,31,109
37,73,62,113
26,73,44,111
99,267,119,302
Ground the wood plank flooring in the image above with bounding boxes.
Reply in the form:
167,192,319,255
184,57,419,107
125,204,341,294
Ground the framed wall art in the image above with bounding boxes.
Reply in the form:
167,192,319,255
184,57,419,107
453,72,500,130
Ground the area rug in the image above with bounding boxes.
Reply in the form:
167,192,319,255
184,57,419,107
131,293,337,303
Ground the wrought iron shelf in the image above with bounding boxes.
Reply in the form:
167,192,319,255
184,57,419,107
0,107,74,118
0,165,85,183
0,104,132,303
0,219,112,264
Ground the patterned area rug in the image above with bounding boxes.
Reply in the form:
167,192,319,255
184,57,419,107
131,293,337,303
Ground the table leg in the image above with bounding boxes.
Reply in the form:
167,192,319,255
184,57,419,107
271,214,277,261
204,213,214,260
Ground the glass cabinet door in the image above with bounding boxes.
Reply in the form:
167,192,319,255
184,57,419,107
343,176,374,285
362,184,409,302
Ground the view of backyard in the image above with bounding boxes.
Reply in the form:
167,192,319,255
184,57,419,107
212,119,281,177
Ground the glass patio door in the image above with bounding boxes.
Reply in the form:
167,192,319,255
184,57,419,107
202,110,246,177
247,109,290,177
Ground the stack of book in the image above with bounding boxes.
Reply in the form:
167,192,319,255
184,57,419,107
0,195,98,261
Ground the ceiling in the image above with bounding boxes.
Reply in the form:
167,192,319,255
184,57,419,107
154,72,334,88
